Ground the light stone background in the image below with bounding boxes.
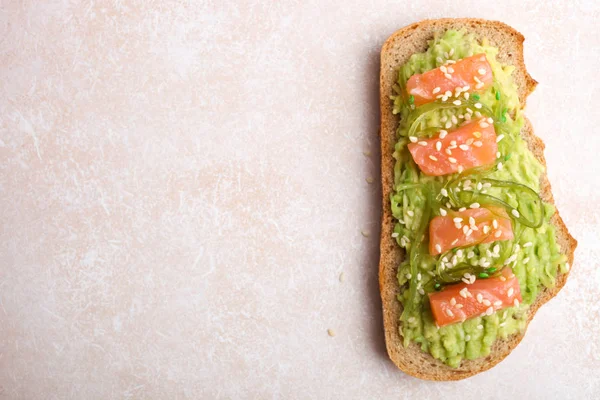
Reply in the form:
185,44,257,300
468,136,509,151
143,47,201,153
1,1,599,399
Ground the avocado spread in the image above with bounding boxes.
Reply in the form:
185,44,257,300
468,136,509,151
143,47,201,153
390,30,568,367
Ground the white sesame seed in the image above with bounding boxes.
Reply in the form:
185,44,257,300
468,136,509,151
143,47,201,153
455,222,462,230
391,232,399,238
499,322,506,327
429,155,438,161
458,165,464,173
406,273,412,279
418,141,427,146
497,162,503,170
459,289,468,299
448,157,457,164
495,230,502,238
474,103,482,109
523,242,533,248
440,65,447,73
466,229,473,237
477,324,484,330
450,140,457,146
453,217,463,223
409,136,418,143
449,48,455,56
483,299,491,306
474,76,482,84
523,257,530,264
432,87,441,94
450,297,456,306
486,249,493,258
436,56,443,63
507,288,514,297
500,276,506,281
469,216,475,226
473,141,483,147
452,255,458,266
451,238,459,246
462,225,469,234
459,207,466,212
417,273,422,281
497,151,502,158
507,254,517,263
435,244,442,253
512,209,520,218
486,307,494,316
472,131,481,138
467,251,475,259
487,117,494,124
445,121,452,129
408,316,416,323
494,300,502,307
435,141,442,151
419,288,425,295
439,130,448,139
492,219,498,229
478,68,486,75
483,225,490,234
459,144,469,151
448,67,455,74
463,92,470,100
480,122,489,128
442,95,449,102
407,210,414,216
453,100,462,106
496,134,505,143
444,90,452,97
470,203,480,209
445,309,454,317
493,244,500,254
465,334,471,341
514,299,520,307
444,73,452,79
441,188,448,197
451,115,458,124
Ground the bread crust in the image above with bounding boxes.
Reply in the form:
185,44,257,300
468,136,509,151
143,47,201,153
379,18,577,381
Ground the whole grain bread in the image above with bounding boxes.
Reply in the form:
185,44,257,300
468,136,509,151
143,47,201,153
379,18,577,381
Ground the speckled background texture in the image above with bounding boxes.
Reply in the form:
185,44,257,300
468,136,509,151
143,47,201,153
1,1,599,399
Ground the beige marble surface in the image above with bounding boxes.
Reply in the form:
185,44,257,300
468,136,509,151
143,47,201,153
1,1,599,399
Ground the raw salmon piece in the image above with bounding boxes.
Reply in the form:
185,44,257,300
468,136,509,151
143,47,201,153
408,118,498,177
407,54,493,106
429,206,513,256
428,268,522,327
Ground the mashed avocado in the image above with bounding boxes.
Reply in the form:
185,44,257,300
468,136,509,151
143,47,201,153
389,30,567,367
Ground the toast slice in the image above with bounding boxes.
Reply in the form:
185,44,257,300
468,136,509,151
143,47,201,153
379,18,577,381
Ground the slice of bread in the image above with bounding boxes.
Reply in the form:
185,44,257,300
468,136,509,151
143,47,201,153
379,18,577,381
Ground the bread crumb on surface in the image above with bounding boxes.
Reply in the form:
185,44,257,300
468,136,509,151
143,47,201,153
327,329,336,337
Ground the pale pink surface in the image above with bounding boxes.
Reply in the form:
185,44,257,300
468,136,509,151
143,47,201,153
1,1,599,399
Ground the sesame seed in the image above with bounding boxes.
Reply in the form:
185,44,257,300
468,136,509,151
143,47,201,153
418,288,425,295
453,217,463,223
473,141,483,147
476,182,483,191
514,299,520,307
391,232,399,238
441,188,449,197
444,51,449,59
476,293,483,303
449,48,455,56
494,300,502,307
565,263,570,271
451,238,459,246
486,249,493,258
523,257,530,264
483,299,491,306
465,334,471,341
472,131,482,138
470,203,480,209
466,229,473,237
459,144,469,151
408,316,416,323
492,219,498,229
458,165,464,173
448,157,457,164
483,225,490,234
478,68,486,75
497,151,501,158
406,273,412,279
474,103,482,109
407,210,414,216
436,56,443,63
432,87,441,94
507,254,517,263
469,216,476,226
499,322,506,327
508,288,514,297
452,255,458,265
450,140,457,146
497,162,503,170
450,297,456,306
417,273,422,281
442,95,449,102
466,138,474,145
483,182,492,188
409,136,418,143
500,276,506,281
466,107,473,114
435,244,442,253
448,67,455,74
486,307,494,315
462,225,469,234
445,309,454,317
455,222,462,230
445,121,452,129
523,242,533,247
440,208,447,216
477,324,484,330
495,230,502,238
444,73,452,79
493,244,500,253
496,134,505,143
459,207,466,212
456,304,463,309
439,130,448,139
487,117,494,123
480,122,489,128
512,209,520,218
463,92,470,100
440,65,447,73
453,100,462,106
474,111,482,118
429,155,438,161
445,90,452,97
451,115,458,124
418,141,427,146
474,76,482,84
435,141,442,151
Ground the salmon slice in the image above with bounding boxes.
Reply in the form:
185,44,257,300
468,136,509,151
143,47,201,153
429,206,513,256
406,54,493,106
408,118,498,176
428,268,522,327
